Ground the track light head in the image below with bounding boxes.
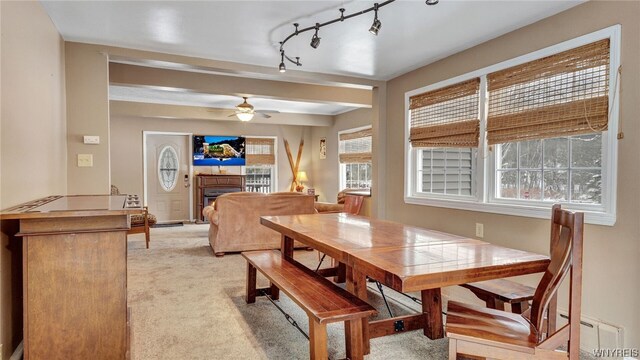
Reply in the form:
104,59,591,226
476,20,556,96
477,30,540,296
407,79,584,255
279,51,286,72
369,4,381,35
310,34,321,49
425,0,439,5
369,18,381,35
310,24,321,49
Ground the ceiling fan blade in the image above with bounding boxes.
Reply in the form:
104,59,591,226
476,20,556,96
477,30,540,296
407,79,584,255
256,110,280,114
255,112,272,119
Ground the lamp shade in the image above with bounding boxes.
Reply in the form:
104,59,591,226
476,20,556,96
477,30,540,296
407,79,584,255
236,112,254,121
296,171,309,183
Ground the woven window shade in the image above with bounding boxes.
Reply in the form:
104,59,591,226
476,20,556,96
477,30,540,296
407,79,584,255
409,78,480,148
245,138,275,165
487,39,610,145
339,128,372,163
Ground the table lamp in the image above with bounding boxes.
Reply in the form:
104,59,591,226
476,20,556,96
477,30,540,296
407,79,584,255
296,171,308,192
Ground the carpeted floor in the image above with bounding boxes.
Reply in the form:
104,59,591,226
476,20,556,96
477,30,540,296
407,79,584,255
127,224,595,360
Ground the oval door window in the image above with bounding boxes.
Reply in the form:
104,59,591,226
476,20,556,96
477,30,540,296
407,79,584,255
158,145,179,192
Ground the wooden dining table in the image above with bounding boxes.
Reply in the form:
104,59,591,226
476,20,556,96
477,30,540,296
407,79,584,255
260,212,550,352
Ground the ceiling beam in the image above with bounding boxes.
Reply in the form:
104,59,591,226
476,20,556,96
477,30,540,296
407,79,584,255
109,63,372,108
109,101,334,127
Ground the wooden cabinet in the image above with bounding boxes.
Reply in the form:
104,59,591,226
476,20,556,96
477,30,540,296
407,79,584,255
195,174,246,222
1,195,142,360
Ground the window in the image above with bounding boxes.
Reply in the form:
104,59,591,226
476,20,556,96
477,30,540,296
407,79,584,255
157,145,179,192
339,126,372,189
245,137,276,193
405,26,620,225
495,134,602,204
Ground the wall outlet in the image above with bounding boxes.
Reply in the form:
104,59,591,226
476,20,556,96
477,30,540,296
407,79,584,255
77,154,93,167
83,135,100,144
475,223,484,238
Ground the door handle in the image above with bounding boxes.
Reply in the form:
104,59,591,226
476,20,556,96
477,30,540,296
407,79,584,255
184,174,190,188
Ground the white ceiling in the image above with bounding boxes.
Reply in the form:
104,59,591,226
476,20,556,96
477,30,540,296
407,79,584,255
41,0,583,81
109,85,357,115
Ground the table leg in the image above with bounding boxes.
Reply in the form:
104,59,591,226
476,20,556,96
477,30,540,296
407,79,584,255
346,266,370,355
421,288,444,339
333,259,346,284
280,234,294,260
245,262,257,304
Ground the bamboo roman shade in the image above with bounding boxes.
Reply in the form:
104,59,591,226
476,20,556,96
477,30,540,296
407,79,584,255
409,78,480,148
339,128,372,163
245,138,275,165
487,39,610,145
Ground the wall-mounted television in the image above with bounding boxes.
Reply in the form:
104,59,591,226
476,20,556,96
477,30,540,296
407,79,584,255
193,135,246,166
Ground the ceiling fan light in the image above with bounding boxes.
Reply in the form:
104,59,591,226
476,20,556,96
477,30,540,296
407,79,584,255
236,112,254,122
369,18,381,35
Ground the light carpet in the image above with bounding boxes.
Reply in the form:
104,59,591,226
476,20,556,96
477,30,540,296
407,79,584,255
126,224,594,360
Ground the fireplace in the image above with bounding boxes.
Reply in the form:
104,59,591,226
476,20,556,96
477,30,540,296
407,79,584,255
204,188,239,207
195,174,246,222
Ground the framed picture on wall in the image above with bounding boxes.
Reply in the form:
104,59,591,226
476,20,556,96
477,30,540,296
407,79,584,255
320,138,327,159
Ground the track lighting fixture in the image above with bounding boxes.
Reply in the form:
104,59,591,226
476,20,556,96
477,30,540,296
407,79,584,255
276,0,439,72
310,24,321,49
369,4,381,36
279,51,286,72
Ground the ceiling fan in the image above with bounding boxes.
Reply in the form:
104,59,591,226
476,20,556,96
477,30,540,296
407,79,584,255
228,97,279,121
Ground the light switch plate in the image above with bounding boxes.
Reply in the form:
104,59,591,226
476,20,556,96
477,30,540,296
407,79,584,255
83,135,100,144
77,154,93,167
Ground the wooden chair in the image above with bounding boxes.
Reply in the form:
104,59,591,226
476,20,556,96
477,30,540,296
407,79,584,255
343,195,365,215
460,199,571,315
111,185,155,248
446,204,584,360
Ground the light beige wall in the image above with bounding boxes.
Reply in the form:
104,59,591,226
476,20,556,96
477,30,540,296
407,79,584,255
110,114,313,204
65,42,110,194
0,1,67,358
385,1,639,348
310,108,372,202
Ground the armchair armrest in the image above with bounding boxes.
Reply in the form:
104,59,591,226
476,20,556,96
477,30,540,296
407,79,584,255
314,202,345,213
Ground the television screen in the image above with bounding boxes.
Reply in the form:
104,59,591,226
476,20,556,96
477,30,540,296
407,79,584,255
193,136,246,166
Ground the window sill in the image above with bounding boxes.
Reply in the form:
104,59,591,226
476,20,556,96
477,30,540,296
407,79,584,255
404,195,615,226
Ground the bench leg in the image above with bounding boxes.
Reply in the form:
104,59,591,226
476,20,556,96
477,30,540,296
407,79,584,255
309,320,328,360
347,267,370,355
511,300,529,314
270,282,280,301
486,297,505,311
246,263,257,304
345,318,364,360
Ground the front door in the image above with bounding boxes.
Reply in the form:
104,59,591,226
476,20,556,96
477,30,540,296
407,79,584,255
146,134,190,223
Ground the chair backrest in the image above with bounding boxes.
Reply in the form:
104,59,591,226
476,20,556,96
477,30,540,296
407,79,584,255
343,195,364,215
529,204,584,349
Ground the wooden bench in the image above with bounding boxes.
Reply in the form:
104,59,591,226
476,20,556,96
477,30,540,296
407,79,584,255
460,279,535,313
243,250,377,360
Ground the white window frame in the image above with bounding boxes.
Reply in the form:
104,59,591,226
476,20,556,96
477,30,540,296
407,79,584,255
404,25,620,226
243,135,278,193
338,125,373,190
